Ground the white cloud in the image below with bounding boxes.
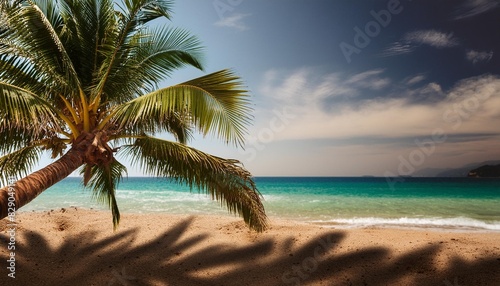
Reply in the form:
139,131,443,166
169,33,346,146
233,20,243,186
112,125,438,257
420,82,443,95
260,68,390,108
346,69,391,90
383,30,459,56
260,68,312,103
381,41,415,56
403,30,459,48
214,13,251,31
245,69,500,175
311,73,356,99
347,69,384,82
257,68,500,142
454,0,499,19
466,50,494,64
405,75,426,85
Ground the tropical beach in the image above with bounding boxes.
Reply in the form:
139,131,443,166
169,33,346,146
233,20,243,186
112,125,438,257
2,177,500,285
1,0,500,285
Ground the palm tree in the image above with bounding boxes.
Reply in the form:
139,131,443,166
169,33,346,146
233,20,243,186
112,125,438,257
0,0,267,231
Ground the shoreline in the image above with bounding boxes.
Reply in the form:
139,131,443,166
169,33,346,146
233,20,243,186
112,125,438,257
15,206,500,233
1,208,500,285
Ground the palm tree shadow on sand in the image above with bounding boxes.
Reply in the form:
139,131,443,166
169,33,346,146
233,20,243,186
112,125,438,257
1,217,499,286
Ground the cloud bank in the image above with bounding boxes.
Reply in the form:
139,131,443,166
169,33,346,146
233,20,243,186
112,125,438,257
257,68,500,142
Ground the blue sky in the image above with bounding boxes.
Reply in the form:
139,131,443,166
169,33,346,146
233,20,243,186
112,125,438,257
150,0,500,177
46,0,500,177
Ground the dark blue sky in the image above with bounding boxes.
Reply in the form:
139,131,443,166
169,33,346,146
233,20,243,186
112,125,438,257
96,0,499,176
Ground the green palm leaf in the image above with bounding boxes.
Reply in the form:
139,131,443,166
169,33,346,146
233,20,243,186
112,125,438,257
58,0,117,88
103,26,204,102
94,0,174,101
120,136,267,232
0,145,43,185
0,123,42,154
83,159,128,229
120,0,173,27
7,1,80,92
111,69,252,146
0,83,63,132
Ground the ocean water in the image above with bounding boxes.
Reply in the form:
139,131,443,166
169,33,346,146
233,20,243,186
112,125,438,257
17,177,500,231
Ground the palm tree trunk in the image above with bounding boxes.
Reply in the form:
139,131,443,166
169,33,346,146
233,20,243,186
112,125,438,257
0,146,86,219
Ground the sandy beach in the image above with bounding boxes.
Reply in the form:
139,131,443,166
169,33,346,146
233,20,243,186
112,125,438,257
1,207,499,286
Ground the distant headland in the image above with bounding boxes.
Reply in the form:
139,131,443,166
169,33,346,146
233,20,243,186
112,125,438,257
467,164,500,178
414,160,500,177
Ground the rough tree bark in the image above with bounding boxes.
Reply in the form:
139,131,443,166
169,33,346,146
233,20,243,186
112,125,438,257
0,132,100,219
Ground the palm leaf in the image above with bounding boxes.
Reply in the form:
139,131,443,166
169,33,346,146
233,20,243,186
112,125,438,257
94,0,174,102
110,69,252,147
0,82,64,133
121,0,173,27
0,1,78,99
5,1,80,92
32,0,64,30
0,122,43,154
120,136,267,232
163,111,193,144
0,145,43,186
82,159,128,229
0,54,62,95
58,0,117,88
102,26,204,103
0,32,70,97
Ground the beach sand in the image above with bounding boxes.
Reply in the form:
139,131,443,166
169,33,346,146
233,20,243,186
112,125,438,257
1,207,499,285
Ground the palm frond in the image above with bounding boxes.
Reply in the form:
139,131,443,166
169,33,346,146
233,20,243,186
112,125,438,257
0,54,63,95
120,136,267,232
58,0,117,88
0,122,42,154
83,159,128,229
0,82,64,130
0,145,43,186
6,1,80,91
32,0,63,30
94,0,173,103
0,1,78,99
110,69,252,147
121,0,173,27
164,111,193,144
133,26,204,80
102,26,204,103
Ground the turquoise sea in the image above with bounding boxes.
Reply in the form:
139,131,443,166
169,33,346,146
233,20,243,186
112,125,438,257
18,177,500,231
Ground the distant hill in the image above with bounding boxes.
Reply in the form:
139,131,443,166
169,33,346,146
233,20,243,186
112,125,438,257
414,160,500,177
467,164,500,177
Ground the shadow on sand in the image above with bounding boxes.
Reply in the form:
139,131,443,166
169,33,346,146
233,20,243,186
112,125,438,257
1,217,499,286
